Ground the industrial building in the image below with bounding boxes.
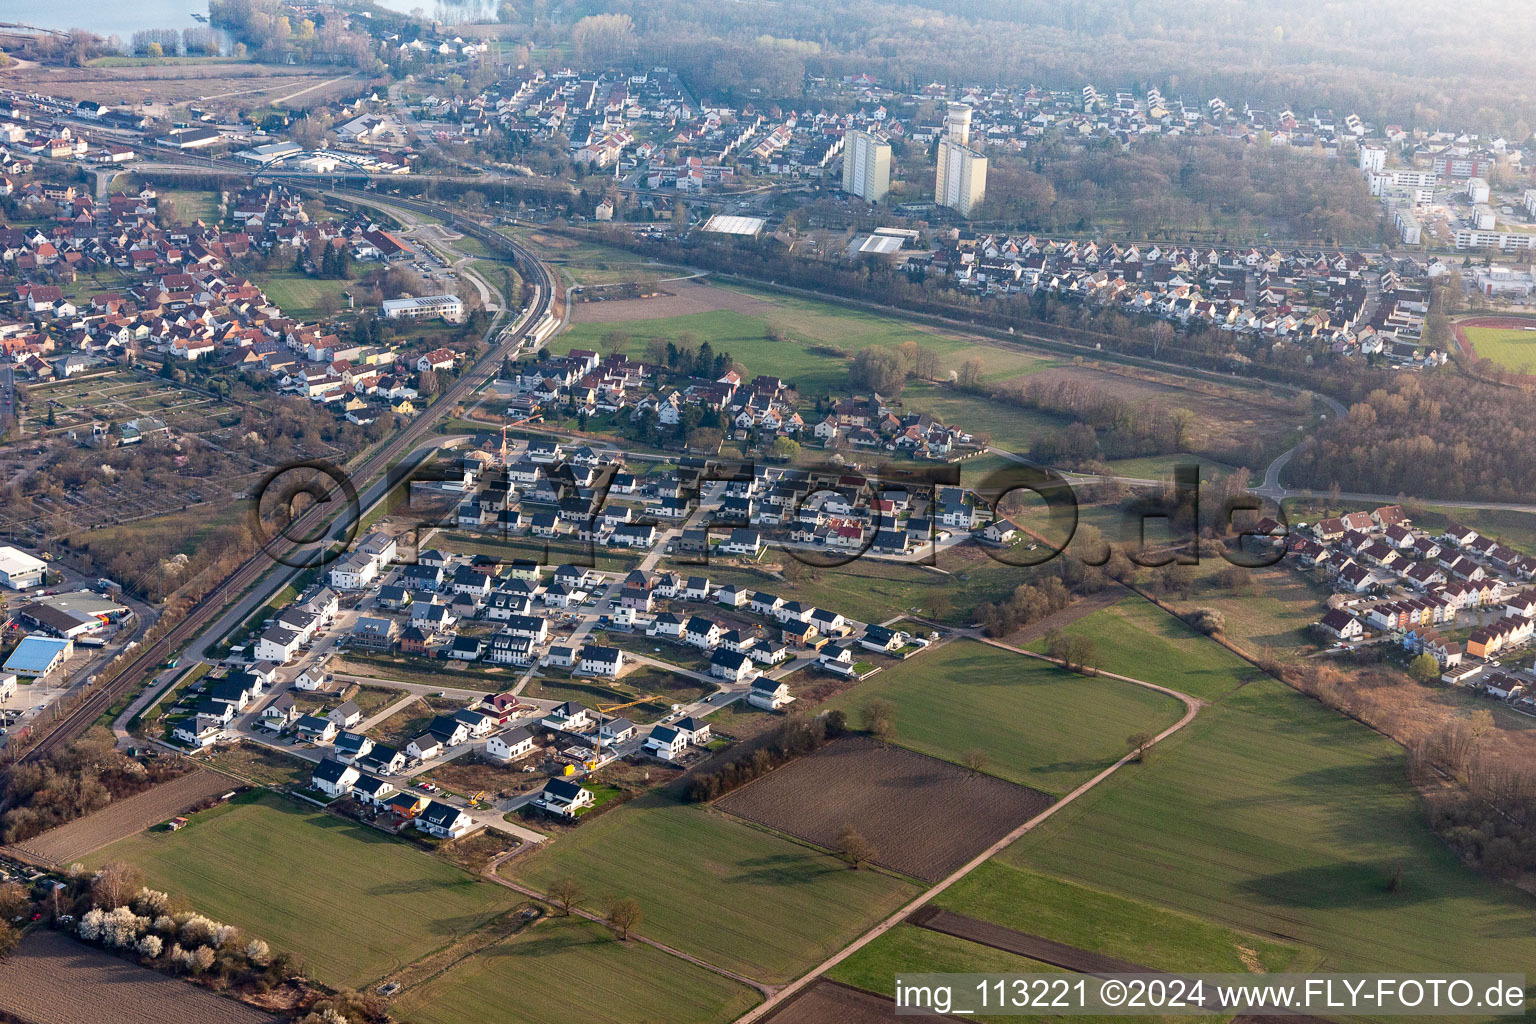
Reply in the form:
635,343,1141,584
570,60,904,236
380,294,465,323
0,546,45,590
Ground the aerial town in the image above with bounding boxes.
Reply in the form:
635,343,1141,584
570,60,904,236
0,3,1532,1024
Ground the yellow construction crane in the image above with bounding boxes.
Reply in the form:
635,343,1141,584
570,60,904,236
597,695,656,714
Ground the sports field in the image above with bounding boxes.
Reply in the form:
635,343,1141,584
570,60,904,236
390,917,759,1024
89,793,517,988
1462,324,1536,371
1002,678,1536,975
819,640,1187,795
253,272,352,319
506,796,919,984
1024,597,1261,700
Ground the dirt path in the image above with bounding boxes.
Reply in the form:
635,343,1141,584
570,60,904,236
270,72,357,107
910,905,1156,974
734,644,1203,1023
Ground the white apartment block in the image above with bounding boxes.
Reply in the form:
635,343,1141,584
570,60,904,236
1454,228,1536,251
936,139,987,216
935,103,987,217
1394,208,1423,245
842,129,891,203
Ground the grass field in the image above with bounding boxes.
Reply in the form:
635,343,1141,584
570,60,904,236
390,916,758,1024
89,793,517,988
710,281,1055,381
159,189,220,226
827,924,1072,1023
551,284,1052,400
1463,325,1536,372
552,310,858,396
937,862,1299,973
506,796,918,984
820,640,1186,795
253,272,353,320
1023,597,1261,700
1161,565,1330,657
899,380,1066,451
1002,678,1536,975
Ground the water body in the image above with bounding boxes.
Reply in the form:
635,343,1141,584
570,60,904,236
5,0,220,45
368,0,500,22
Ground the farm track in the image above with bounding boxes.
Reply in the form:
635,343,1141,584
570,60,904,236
734,641,1203,1023
3,769,236,866
19,200,555,764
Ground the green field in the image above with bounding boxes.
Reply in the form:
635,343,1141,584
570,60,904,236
552,286,1051,400
1002,678,1536,974
1024,597,1260,700
938,862,1298,973
160,189,220,226
821,640,1186,795
90,793,517,988
1160,564,1331,657
507,796,919,984
900,380,1066,451
1463,324,1536,372
391,916,758,1024
828,924,1077,1024
553,310,861,396
254,271,353,319
710,281,1055,381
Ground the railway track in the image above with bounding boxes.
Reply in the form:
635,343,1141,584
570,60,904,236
20,203,556,763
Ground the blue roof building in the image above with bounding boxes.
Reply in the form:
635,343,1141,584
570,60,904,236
3,634,73,677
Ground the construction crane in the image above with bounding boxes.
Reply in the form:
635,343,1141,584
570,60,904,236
596,695,656,714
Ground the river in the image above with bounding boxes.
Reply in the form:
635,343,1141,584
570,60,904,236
5,0,221,44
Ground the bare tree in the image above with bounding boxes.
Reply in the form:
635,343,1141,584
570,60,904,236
1126,732,1153,763
0,882,28,923
859,697,897,748
0,922,18,961
836,825,876,870
91,861,144,911
606,896,642,940
547,877,582,917
600,330,631,357
961,749,989,779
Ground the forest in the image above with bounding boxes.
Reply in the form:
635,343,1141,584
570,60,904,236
562,0,1536,136
972,136,1388,244
1286,373,1536,503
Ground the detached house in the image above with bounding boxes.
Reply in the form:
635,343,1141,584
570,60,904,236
537,777,594,817
748,676,794,710
415,800,473,839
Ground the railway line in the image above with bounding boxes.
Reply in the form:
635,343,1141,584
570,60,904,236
20,198,556,763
